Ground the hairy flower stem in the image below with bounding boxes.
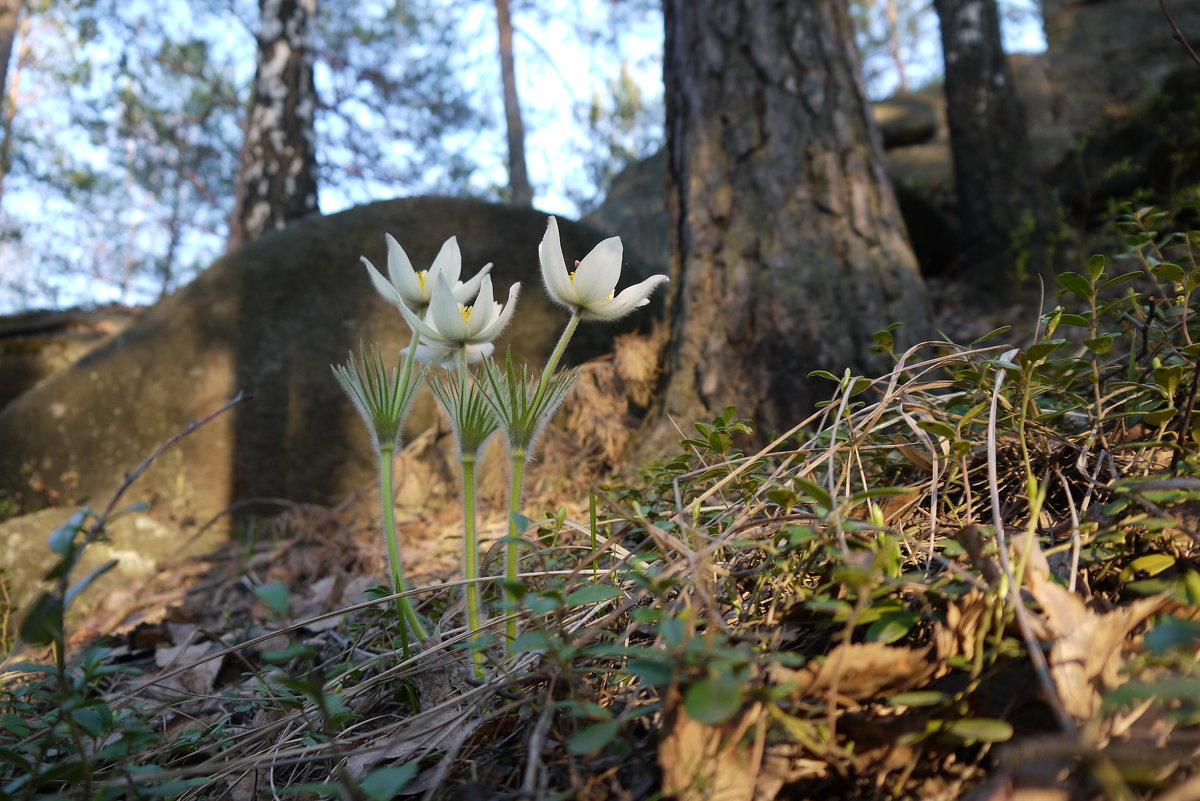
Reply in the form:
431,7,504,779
536,311,580,397
399,330,422,396
504,448,528,648
378,445,428,647
461,453,484,676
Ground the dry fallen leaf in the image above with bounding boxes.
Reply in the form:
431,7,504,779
1016,534,1167,721
769,642,937,701
659,685,766,801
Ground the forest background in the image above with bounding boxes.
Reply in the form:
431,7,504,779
0,0,1043,313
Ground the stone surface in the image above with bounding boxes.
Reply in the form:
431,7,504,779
0,307,138,410
0,197,656,527
874,92,939,149
0,507,224,624
1051,68,1200,217
1042,0,1200,161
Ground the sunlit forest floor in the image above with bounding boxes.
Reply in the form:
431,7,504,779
3,220,1200,800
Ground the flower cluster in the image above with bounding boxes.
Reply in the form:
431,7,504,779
338,216,668,672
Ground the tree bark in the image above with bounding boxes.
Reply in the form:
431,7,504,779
652,0,930,445
228,0,319,248
0,0,17,109
0,0,21,205
935,0,1053,291
495,0,533,207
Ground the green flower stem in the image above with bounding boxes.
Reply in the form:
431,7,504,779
537,310,581,397
399,330,422,396
504,447,528,648
461,452,484,676
379,445,428,644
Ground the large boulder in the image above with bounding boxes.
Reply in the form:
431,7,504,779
1051,68,1200,219
0,197,656,526
0,306,138,410
1042,0,1200,159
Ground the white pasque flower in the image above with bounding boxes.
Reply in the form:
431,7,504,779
539,216,669,321
396,272,520,354
362,233,492,313
402,341,495,367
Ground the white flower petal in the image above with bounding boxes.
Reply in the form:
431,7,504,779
463,274,497,341
574,236,623,304
429,236,462,286
385,234,425,305
403,342,494,367
362,256,406,308
428,273,471,342
474,281,521,343
453,262,493,303
395,290,450,342
581,274,669,321
539,217,577,308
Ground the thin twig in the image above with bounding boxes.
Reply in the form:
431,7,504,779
1158,0,1200,67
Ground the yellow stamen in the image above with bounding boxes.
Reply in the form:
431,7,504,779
417,270,428,292
459,303,472,322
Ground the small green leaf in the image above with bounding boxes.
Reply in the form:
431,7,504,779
360,763,419,801
1058,271,1092,299
871,329,894,350
1084,333,1119,354
1019,339,1066,366
1154,364,1183,397
1056,313,1091,327
888,691,949,707
1099,270,1143,289
1145,616,1200,654
626,657,673,686
969,326,1011,345
867,611,919,644
765,488,798,510
808,370,840,383
566,584,620,607
262,644,316,664
1119,554,1175,583
917,419,957,440
47,510,88,556
943,718,1013,744
512,630,551,653
684,669,744,725
20,592,63,646
254,581,291,618
1087,253,1105,281
567,719,620,756
64,560,118,608
1152,262,1186,283
848,377,873,397
793,477,833,513
1143,407,1179,426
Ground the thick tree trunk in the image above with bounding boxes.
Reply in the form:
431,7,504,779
495,0,533,207
652,0,930,444
935,0,1053,291
228,0,319,248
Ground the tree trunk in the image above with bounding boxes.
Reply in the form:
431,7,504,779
935,0,1053,292
495,0,532,207
0,0,21,205
885,0,909,92
228,0,319,248
652,0,929,445
0,0,17,108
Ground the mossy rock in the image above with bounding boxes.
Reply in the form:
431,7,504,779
0,197,656,527
0,507,224,627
